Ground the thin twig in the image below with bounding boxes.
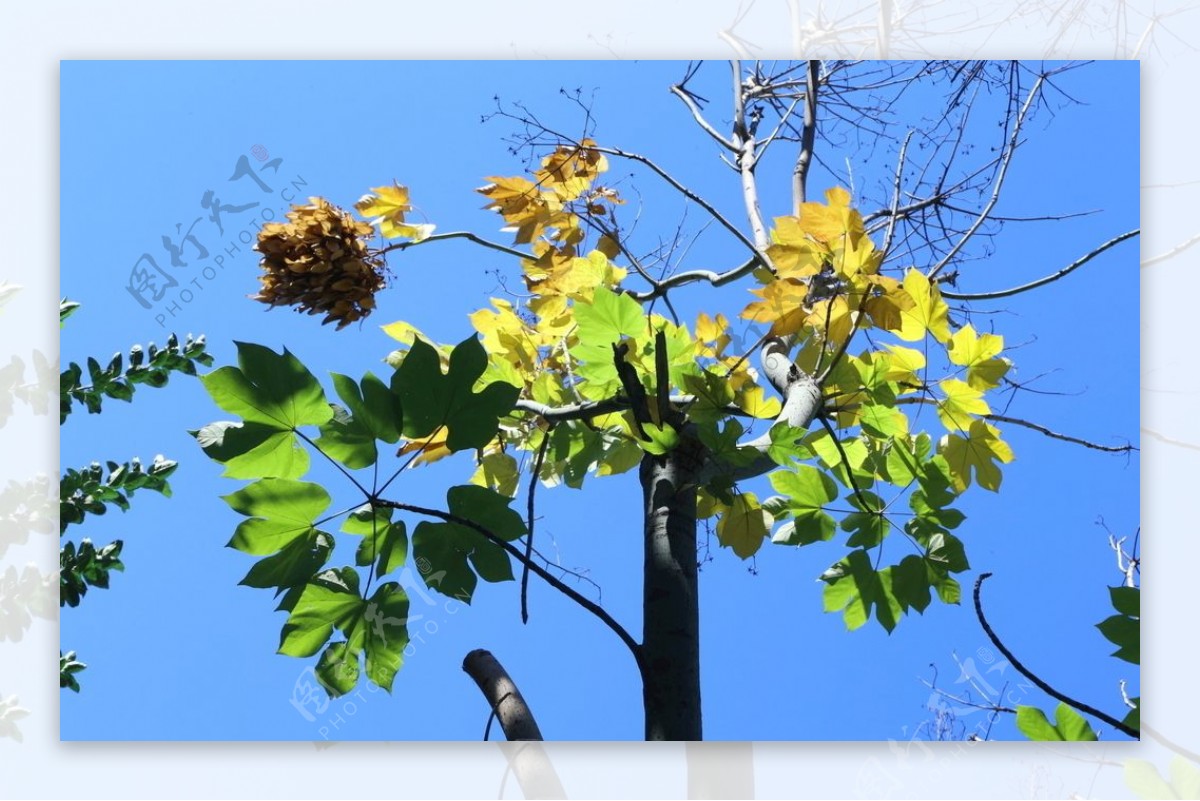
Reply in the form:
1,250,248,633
928,74,1046,279
973,573,1138,738
380,231,532,262
941,230,1139,300
382,500,646,676
670,83,737,152
521,431,553,625
882,131,915,257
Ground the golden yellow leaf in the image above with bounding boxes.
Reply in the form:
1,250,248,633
740,279,809,335
896,269,951,343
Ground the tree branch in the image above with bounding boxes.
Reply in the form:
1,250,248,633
881,130,915,257
521,430,553,625
893,398,1137,453
382,500,646,676
380,231,532,263
941,230,1139,300
626,256,762,301
463,648,545,741
973,573,1138,738
984,412,1137,453
670,82,737,152
793,59,820,211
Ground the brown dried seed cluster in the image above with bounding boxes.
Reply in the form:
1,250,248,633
253,197,386,329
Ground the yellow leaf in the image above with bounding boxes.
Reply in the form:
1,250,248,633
804,294,854,346
469,451,521,497
735,384,783,419
356,183,430,240
356,183,411,221
946,324,1010,390
896,269,950,343
716,491,773,559
859,274,914,332
695,312,732,359
936,378,990,432
939,420,1015,492
398,428,453,466
740,279,809,335
881,344,926,387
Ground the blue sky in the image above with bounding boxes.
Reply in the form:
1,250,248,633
60,60,1139,741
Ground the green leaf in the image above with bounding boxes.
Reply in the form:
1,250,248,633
841,490,890,548
1016,703,1099,741
769,465,838,546
342,505,408,575
278,576,364,657
240,531,334,591
573,286,646,343
222,478,332,555
820,549,902,632
640,422,680,455
191,421,310,479
1097,613,1140,664
765,422,811,466
315,404,378,469
315,640,359,697
363,582,410,691
1109,585,1139,617
409,485,526,603
200,342,332,429
889,555,932,613
392,336,518,452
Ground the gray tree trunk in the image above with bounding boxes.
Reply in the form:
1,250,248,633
640,443,703,741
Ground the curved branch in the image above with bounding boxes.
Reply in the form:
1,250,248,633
626,256,761,301
941,230,1139,300
670,83,737,152
463,648,545,741
381,500,646,676
973,573,1138,738
380,231,532,262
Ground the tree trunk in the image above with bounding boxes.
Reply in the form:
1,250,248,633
640,443,703,740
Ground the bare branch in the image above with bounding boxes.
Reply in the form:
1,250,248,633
670,82,737,153
941,230,1139,300
626,256,761,302
893,398,1137,454
380,231,532,263
984,412,1137,453
973,573,1138,738
793,60,820,211
881,130,915,257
